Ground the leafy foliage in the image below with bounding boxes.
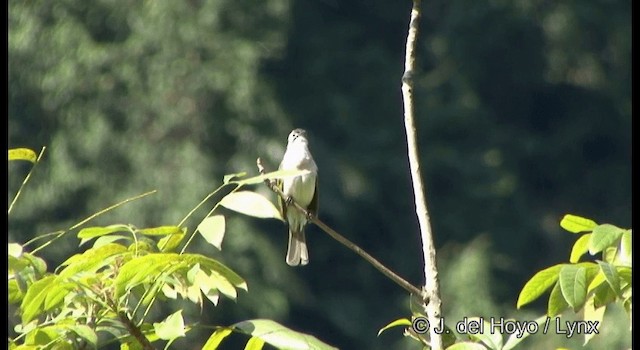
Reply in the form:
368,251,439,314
8,149,335,349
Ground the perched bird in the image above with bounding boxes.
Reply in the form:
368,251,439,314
278,128,319,266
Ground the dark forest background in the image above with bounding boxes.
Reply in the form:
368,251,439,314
9,1,631,349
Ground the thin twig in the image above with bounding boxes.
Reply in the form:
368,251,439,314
257,158,423,297
9,147,47,214
401,0,443,349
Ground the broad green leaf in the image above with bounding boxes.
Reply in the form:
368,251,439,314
59,243,128,279
198,215,226,250
617,231,632,267
570,234,591,263
22,254,47,275
69,325,98,348
517,264,563,308
468,317,502,350
44,281,75,310
589,224,625,255
157,230,186,252
592,282,617,308
234,319,338,350
9,148,37,163
502,315,548,350
596,261,620,295
445,342,488,350
587,271,606,292
91,235,130,248
232,169,310,186
208,269,238,300
202,328,233,350
617,266,631,286
138,226,183,236
560,214,597,233
21,275,56,323
377,318,411,336
184,254,248,291
154,310,186,340
9,243,23,257
582,297,605,345
558,264,587,311
244,336,265,350
78,225,131,239
115,253,183,297
9,279,24,304
220,191,282,220
548,282,569,316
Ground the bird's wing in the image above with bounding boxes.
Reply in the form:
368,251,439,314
308,176,319,217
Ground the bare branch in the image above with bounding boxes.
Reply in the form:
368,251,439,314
401,0,444,349
257,158,423,297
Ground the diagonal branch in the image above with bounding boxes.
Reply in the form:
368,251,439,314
401,0,444,349
256,158,423,297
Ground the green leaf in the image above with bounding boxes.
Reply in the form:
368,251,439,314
244,336,266,350
569,234,591,263
91,235,130,248
589,224,625,255
232,169,310,186
69,325,98,348
22,253,48,275
157,229,186,252
137,226,183,236
9,279,24,304
445,342,488,350
596,261,620,296
377,318,412,336
78,225,131,239
548,282,569,316
560,214,597,233
115,253,182,297
468,317,502,350
21,275,56,323
617,230,632,267
43,281,75,310
592,282,617,308
59,243,128,279
198,215,226,250
502,315,548,350
517,264,563,308
9,148,37,163
233,319,338,350
184,254,248,291
617,266,632,286
9,243,23,257
558,264,587,311
154,310,186,340
202,328,233,350
220,191,282,220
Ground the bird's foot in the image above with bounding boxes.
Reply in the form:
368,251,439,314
285,196,294,206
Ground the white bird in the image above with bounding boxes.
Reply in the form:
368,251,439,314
277,128,319,266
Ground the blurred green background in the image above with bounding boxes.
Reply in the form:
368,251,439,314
8,1,631,349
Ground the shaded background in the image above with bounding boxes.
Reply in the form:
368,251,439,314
9,0,631,349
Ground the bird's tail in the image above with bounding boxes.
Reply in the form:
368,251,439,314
286,228,309,266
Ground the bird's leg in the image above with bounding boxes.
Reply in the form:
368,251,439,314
285,196,294,206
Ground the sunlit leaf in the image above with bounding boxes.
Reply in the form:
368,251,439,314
220,191,282,220
560,214,597,233
234,319,338,350
558,264,587,311
9,148,37,163
377,318,411,336
21,275,56,323
582,297,605,345
596,261,620,296
69,325,98,348
224,172,247,184
548,283,569,316
244,336,265,350
154,310,186,340
198,215,226,250
78,225,131,239
502,315,548,350
138,226,183,236
517,264,563,309
569,234,591,263
202,328,233,350
589,224,625,255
